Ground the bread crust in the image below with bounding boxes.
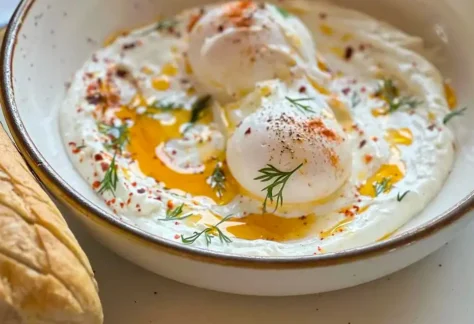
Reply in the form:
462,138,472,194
0,126,103,324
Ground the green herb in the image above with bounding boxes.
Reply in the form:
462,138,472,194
189,95,212,123
254,163,303,213
98,123,130,152
285,97,316,113
145,100,179,115
351,92,361,108
373,177,392,197
159,203,193,221
274,5,290,18
98,153,119,196
181,214,233,245
397,190,410,202
376,79,422,113
76,145,86,150
208,162,226,199
156,19,178,31
184,95,212,133
443,107,467,124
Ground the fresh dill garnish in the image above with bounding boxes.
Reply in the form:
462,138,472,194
159,203,193,221
181,214,233,245
98,153,119,196
443,107,467,124
145,100,179,115
351,92,361,108
208,162,226,199
98,122,130,152
76,145,86,150
273,5,290,18
376,79,422,113
189,95,212,123
183,95,212,133
397,190,410,202
373,177,392,197
254,163,303,213
285,97,316,113
155,19,178,31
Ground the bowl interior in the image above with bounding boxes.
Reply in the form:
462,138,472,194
5,0,474,253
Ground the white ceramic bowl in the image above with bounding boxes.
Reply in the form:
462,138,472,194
2,0,474,296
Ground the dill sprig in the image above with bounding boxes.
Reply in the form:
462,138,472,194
98,153,119,196
254,163,303,213
373,177,392,197
273,5,290,18
159,203,193,221
181,215,233,245
98,122,130,152
376,79,422,113
189,95,212,123
183,95,212,133
156,19,178,31
351,92,361,108
397,190,410,202
443,107,467,124
285,97,316,113
145,100,179,115
208,162,226,199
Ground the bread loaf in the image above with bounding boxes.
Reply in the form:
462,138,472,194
0,125,103,324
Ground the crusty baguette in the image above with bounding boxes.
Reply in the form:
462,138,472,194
0,125,103,324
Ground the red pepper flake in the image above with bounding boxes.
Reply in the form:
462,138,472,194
317,246,323,252
100,162,109,172
364,154,373,164
174,234,180,240
359,44,366,51
175,221,180,225
372,136,378,142
106,200,111,206
111,198,116,204
93,172,98,177
245,127,252,135
92,181,101,189
359,139,367,148
217,25,224,32
127,197,132,205
187,12,203,32
135,204,140,209
122,42,137,50
319,12,327,19
116,68,128,78
86,93,105,105
341,87,350,95
131,182,137,187
72,147,82,154
360,86,366,93
137,188,146,194
120,202,125,208
94,153,103,161
344,46,354,60
299,86,307,93
138,209,142,212
68,142,76,147
167,200,174,209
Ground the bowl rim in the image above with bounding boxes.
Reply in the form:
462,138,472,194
2,0,474,269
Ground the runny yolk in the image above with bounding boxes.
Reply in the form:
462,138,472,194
384,128,413,146
152,76,171,91
114,97,238,203
444,82,457,110
358,164,404,197
226,214,316,242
